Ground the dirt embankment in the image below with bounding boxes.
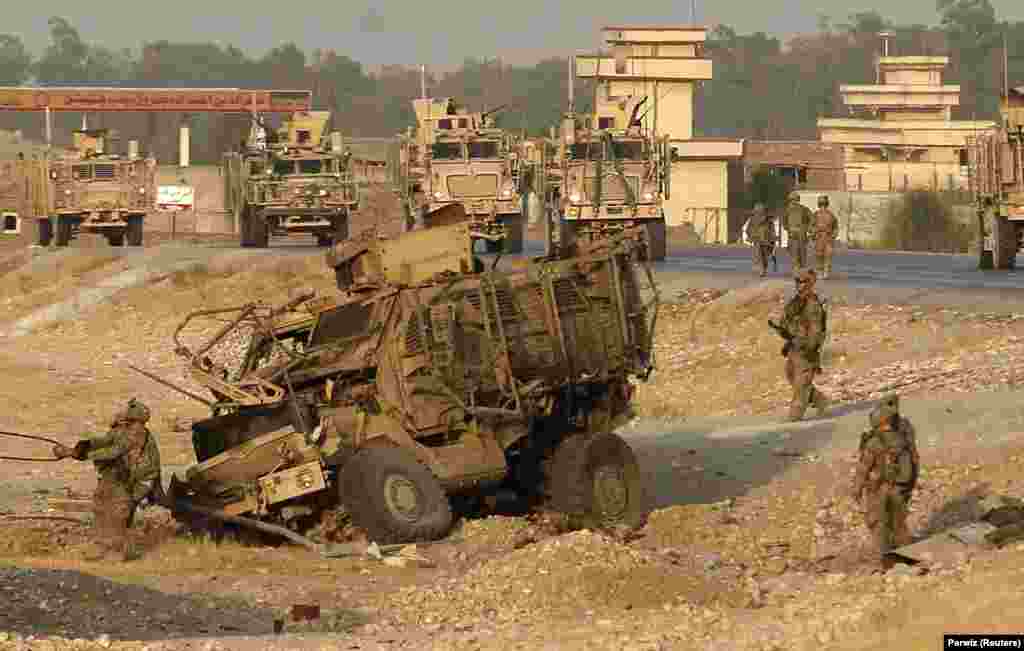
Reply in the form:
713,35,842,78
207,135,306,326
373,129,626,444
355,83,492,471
0,245,1022,650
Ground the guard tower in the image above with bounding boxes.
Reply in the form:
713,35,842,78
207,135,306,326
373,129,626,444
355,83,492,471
574,26,742,244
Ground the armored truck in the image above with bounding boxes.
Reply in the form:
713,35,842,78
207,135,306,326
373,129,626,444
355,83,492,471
159,221,659,545
393,97,527,253
224,111,358,248
968,86,1024,269
31,129,155,247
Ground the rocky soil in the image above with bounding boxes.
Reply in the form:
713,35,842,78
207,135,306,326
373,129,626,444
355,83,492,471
1,233,1023,650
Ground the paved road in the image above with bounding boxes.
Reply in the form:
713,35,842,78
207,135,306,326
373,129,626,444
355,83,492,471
517,237,1024,310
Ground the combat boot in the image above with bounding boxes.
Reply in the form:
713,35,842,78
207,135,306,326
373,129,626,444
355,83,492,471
814,391,830,419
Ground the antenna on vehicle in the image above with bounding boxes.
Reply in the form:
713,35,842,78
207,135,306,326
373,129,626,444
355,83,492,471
420,64,427,99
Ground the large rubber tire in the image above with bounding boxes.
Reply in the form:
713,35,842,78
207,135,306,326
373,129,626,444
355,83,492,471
548,433,649,531
502,215,525,254
107,232,125,247
126,215,144,246
645,218,667,262
249,213,269,248
558,218,577,257
338,446,453,545
54,217,73,247
333,211,350,243
37,218,52,247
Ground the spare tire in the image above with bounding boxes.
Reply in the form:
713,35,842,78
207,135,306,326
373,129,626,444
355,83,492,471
338,446,453,545
548,432,649,531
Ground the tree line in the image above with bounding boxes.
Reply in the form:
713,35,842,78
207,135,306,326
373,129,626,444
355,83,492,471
0,2,1022,163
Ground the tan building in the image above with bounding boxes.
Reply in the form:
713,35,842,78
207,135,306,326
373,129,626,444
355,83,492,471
575,26,742,243
818,36,995,193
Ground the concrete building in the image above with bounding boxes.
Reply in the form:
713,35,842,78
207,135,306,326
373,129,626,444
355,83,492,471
818,34,996,193
575,26,742,243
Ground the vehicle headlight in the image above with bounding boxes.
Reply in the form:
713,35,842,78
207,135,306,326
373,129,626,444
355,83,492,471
433,191,445,200
64,189,72,196
500,185,514,199
318,189,328,196
569,190,582,203
642,191,654,201
139,187,146,194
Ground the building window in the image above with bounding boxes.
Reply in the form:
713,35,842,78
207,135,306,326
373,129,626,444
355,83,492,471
771,166,807,186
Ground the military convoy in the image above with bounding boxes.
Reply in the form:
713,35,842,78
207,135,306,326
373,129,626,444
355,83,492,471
968,86,1024,269
28,129,156,247
223,111,359,248
156,220,658,545
393,97,527,253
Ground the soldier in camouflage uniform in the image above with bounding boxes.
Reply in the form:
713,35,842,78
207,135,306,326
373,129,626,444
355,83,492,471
813,195,839,279
784,190,813,272
53,398,161,561
745,203,775,277
851,394,919,564
778,269,829,421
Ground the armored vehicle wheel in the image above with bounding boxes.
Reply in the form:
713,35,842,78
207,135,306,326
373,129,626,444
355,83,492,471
37,218,52,247
126,215,144,246
54,217,73,247
548,433,648,531
645,218,667,262
107,232,124,247
557,219,577,257
339,446,453,545
333,212,350,242
503,215,525,254
250,216,269,248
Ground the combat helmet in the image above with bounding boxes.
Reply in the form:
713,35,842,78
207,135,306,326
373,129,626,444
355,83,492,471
117,398,151,424
818,195,829,207
869,393,899,430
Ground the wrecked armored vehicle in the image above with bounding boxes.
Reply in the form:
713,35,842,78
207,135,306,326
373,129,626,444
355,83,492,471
159,221,660,545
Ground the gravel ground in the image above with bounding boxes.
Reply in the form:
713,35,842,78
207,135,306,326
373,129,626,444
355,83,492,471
2,240,1024,649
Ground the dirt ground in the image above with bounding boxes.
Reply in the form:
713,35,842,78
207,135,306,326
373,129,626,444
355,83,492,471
1,217,1023,649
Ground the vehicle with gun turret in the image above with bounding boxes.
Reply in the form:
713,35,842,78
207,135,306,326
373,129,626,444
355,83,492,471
29,129,156,247
534,93,671,262
392,97,527,253
223,111,359,248
968,85,1024,269
144,221,659,547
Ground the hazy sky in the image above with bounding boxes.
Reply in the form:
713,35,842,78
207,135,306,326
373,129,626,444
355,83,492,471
5,1,1024,69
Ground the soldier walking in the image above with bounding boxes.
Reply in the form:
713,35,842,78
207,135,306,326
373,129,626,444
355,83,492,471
745,202,775,277
813,195,839,279
53,398,162,561
774,269,829,421
851,394,919,566
784,190,813,273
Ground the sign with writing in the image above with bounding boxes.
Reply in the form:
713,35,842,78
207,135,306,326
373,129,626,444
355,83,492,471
0,88,311,113
157,185,195,209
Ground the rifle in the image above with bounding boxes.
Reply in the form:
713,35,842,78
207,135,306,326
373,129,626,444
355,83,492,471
767,319,793,357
